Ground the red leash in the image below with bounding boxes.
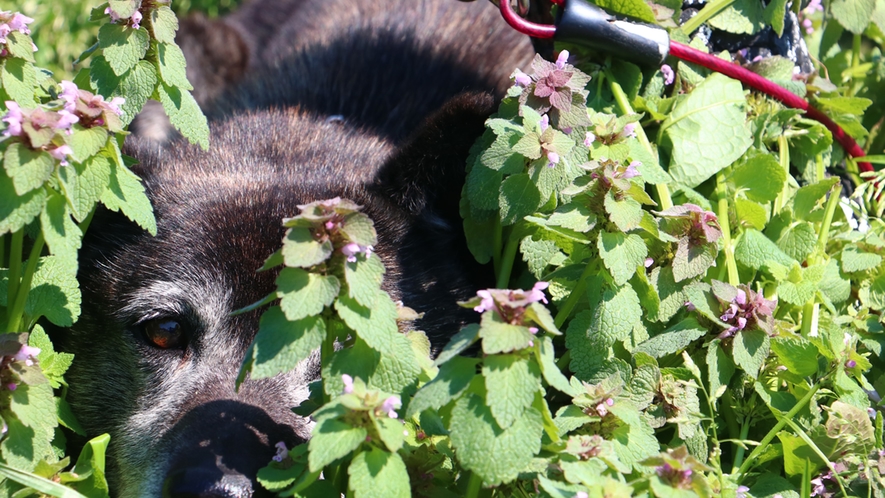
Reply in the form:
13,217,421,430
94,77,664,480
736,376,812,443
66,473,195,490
498,0,873,173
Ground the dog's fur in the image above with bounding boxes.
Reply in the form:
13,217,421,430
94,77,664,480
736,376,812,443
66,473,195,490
61,0,533,496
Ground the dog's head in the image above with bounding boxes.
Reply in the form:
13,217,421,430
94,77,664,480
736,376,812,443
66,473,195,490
61,93,495,497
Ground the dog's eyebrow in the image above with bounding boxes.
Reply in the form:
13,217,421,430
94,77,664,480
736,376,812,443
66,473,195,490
119,281,191,323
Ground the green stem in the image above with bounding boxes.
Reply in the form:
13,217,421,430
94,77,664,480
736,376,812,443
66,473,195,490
465,472,482,498
731,417,751,474
815,184,841,260
553,259,598,329
848,34,862,97
773,136,790,214
492,218,503,277
321,315,335,404
0,234,6,269
782,417,850,497
715,172,739,285
6,232,44,333
800,301,819,338
737,381,821,478
681,0,738,35
607,72,672,210
6,230,23,316
496,229,520,289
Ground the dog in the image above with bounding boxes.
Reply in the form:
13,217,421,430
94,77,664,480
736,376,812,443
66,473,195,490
58,0,534,496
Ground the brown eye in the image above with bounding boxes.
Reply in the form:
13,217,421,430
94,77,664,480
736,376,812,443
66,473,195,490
143,319,185,349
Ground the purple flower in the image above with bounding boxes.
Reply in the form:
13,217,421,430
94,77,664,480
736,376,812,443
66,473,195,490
810,475,826,496
555,50,570,69
48,144,73,166
342,374,354,394
13,344,40,366
595,402,608,417
104,6,121,22
574,493,588,498
736,485,750,498
805,0,823,12
107,97,125,116
546,151,559,168
527,281,549,304
341,242,373,263
846,359,857,368
513,70,532,87
473,290,495,313
381,395,401,418
622,123,636,138
272,441,288,462
6,383,16,391
584,131,595,147
0,11,33,43
644,257,654,268
539,114,549,132
802,18,814,33
528,326,538,335
2,101,22,136
56,110,79,132
620,160,641,179
661,64,675,85
130,10,142,29
561,126,572,134
60,80,80,112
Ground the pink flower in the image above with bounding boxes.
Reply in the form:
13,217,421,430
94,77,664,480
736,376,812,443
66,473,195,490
60,80,80,112
802,18,814,34
272,441,288,462
584,131,595,147
620,161,641,179
2,101,22,136
0,12,33,43
546,151,559,168
539,114,549,132
473,289,495,313
6,383,16,391
48,144,73,166
555,50,570,69
381,396,401,419
527,281,549,304
14,344,40,366
342,374,354,394
130,10,142,29
104,6,121,22
107,97,125,116
661,64,675,85
341,242,373,263
513,70,532,87
56,110,79,132
622,123,636,138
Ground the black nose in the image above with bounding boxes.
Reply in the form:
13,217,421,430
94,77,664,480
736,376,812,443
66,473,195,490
163,466,254,498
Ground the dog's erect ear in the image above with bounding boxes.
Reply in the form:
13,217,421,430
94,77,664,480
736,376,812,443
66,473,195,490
371,92,496,220
176,14,251,107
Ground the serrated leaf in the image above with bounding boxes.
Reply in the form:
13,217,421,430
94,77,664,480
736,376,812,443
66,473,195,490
634,319,706,358
520,236,560,279
499,173,541,225
548,203,596,232
598,231,647,286
40,192,82,266
708,0,764,34
734,228,796,271
770,335,818,377
150,6,179,43
775,263,825,306
348,448,410,498
482,354,540,429
449,394,543,485
662,73,752,187
407,356,477,417
58,153,112,222
114,61,158,126
763,0,788,35
434,324,480,366
250,307,325,379
647,266,689,323
281,227,332,268
344,253,384,307
4,143,54,195
628,140,671,185
536,336,577,396
707,341,734,400
820,259,850,304
604,191,643,232
593,0,656,22
5,31,36,63
68,127,110,163
831,0,875,33
308,414,366,472
769,220,816,262
793,178,838,223
100,158,157,235
98,24,149,76
340,212,377,247
28,325,74,390
735,198,767,230
841,245,882,273
479,312,534,354
1,58,37,104
732,329,770,378
0,172,45,235
672,237,717,282
566,285,641,380
155,82,209,149
1,380,57,471
156,42,191,90
466,164,503,212
334,293,398,354
0,255,82,327
277,268,339,321
731,151,785,202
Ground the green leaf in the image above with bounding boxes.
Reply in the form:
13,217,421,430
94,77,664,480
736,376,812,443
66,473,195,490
604,191,643,232
9,256,81,327
5,31,36,63
2,380,57,471
340,213,377,247
4,143,54,195
40,192,82,267
0,463,88,498
100,158,157,235
407,356,477,417
592,0,656,22
672,236,717,282
156,42,192,90
60,433,110,497
708,0,764,34
479,312,534,355
150,6,179,44
819,259,850,304
68,127,110,163
767,219,816,262
520,236,561,279
793,178,839,223
547,203,597,233
277,268,339,321
732,329,770,378
770,335,819,377
731,151,785,203
250,307,325,379
734,228,796,271
734,198,767,230
334,293,398,354
114,61,158,126
28,325,74,390
449,394,543,486
536,336,577,396
281,227,333,268
647,266,689,323
499,173,541,225
58,154,112,223
634,319,706,358
841,245,882,273
348,448,410,498
308,415,366,472
566,285,641,380
0,173,46,235
598,231,647,286
482,354,541,429
344,254,384,307
155,82,210,149
831,0,876,33
465,164,503,212
773,262,825,306
98,24,150,76
661,73,752,187
707,341,734,400
1,58,37,104
434,324,480,366
763,0,789,35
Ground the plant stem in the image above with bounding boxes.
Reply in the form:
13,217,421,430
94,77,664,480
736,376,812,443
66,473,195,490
0,234,6,269
321,315,335,404
607,72,672,210
496,229,520,288
6,232,44,333
782,417,850,497
553,259,598,328
815,184,841,259
715,172,740,285
731,418,751,474
849,34,862,97
465,472,482,498
492,218,503,277
681,0,737,35
773,136,790,214
6,230,23,318
737,381,821,478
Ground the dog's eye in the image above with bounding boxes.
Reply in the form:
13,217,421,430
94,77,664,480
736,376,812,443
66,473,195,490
143,319,185,349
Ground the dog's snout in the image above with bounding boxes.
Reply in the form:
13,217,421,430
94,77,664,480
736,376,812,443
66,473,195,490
163,466,254,498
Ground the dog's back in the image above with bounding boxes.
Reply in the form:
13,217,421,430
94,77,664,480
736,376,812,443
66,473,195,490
65,1,533,497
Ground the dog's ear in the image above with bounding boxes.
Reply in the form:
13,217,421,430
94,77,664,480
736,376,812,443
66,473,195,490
371,92,496,220
176,14,251,107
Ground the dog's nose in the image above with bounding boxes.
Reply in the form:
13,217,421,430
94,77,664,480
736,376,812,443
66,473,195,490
163,466,254,498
